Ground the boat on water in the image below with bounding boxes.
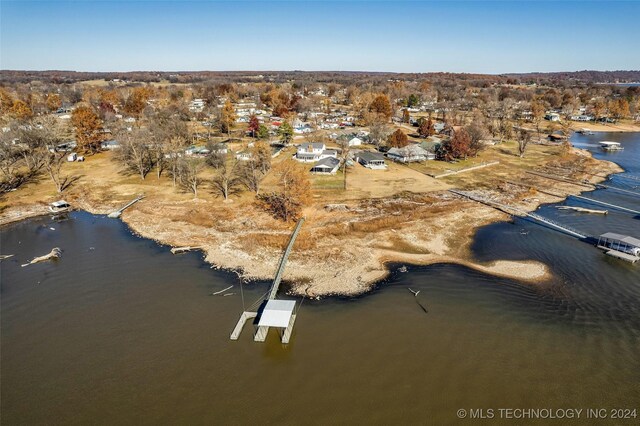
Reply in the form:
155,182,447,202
577,128,594,135
49,200,71,213
599,141,624,151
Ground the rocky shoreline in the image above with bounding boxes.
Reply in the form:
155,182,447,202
1,148,623,297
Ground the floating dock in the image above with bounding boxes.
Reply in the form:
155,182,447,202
604,250,639,263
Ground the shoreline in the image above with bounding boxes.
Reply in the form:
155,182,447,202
574,123,640,133
0,146,624,297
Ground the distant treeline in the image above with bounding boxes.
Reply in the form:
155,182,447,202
1,70,637,85
502,70,640,84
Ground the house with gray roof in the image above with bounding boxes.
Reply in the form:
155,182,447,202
310,157,341,174
387,145,433,163
356,151,386,169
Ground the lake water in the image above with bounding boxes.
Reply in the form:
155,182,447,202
1,133,639,425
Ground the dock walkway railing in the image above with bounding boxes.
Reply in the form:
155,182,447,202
449,189,588,239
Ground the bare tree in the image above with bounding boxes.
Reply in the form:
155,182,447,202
149,110,189,179
115,127,153,179
369,120,391,147
211,156,241,200
0,139,24,191
466,123,488,157
531,100,546,142
339,143,350,190
177,158,204,198
43,151,70,192
559,119,573,142
516,129,531,158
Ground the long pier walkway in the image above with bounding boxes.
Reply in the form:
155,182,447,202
230,218,305,344
501,179,640,216
108,195,145,218
449,189,588,239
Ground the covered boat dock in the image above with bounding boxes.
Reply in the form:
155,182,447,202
597,232,640,263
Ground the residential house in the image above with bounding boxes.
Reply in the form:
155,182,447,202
570,114,594,122
100,140,121,150
295,142,337,162
419,139,442,156
54,140,77,152
189,99,206,113
545,113,561,122
348,137,363,147
356,151,386,169
387,145,433,163
236,151,253,161
310,157,341,174
185,145,211,157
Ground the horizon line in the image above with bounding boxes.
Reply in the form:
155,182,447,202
2,69,640,76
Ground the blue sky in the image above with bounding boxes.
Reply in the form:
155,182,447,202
1,1,639,73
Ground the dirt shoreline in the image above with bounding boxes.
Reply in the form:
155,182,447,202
1,146,623,297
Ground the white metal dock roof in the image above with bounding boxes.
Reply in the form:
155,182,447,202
258,300,296,328
600,232,640,247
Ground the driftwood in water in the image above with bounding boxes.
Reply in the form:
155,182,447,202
171,246,201,254
21,248,61,267
210,285,233,296
557,206,608,215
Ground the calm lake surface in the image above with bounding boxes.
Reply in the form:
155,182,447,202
1,133,639,425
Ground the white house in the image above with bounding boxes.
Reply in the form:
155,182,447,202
185,145,210,157
295,143,337,162
434,122,446,133
100,140,121,150
387,145,432,163
348,137,363,147
189,99,206,113
236,151,253,161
